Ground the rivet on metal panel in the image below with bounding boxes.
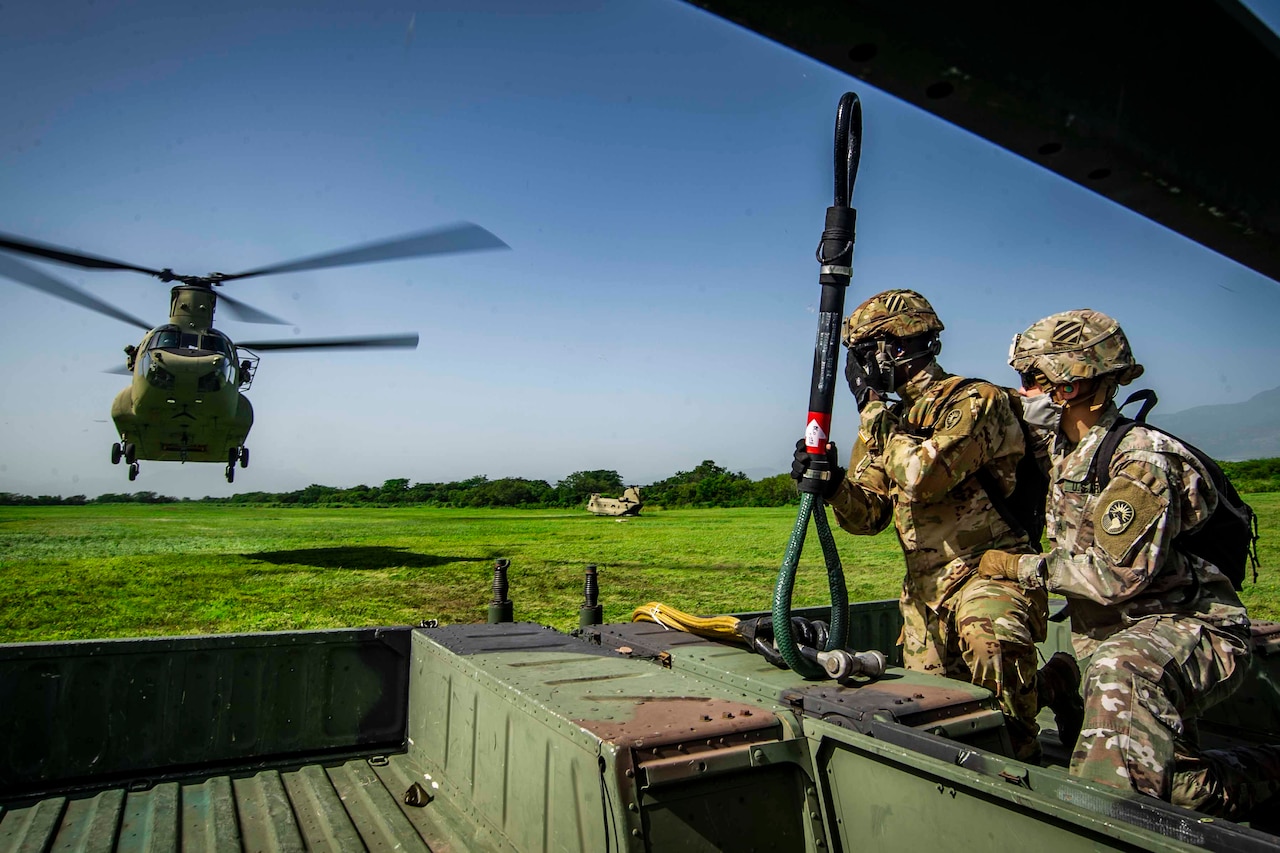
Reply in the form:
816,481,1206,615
625,769,635,778
631,829,643,838
369,755,389,766
628,804,638,812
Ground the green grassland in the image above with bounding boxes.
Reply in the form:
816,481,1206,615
2,496,1278,643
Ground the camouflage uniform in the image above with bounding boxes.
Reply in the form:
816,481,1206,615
1008,309,1280,818
829,291,1047,758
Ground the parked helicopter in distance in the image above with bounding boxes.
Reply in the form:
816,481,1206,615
587,486,643,517
0,224,508,482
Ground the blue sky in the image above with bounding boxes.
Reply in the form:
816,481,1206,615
2,1,1279,499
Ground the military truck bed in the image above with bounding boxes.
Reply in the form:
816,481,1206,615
4,608,1280,852
0,753,447,853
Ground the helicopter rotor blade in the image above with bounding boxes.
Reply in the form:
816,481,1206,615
0,231,167,277
0,252,153,331
217,222,508,282
216,292,291,325
236,333,420,351
103,364,133,375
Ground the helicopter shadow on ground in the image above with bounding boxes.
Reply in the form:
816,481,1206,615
244,547,490,571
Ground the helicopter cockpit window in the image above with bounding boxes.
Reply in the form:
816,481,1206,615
149,327,182,349
201,333,235,356
148,327,235,355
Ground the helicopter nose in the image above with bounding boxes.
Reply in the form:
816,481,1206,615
153,351,224,374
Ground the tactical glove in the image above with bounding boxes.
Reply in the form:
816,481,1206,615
977,549,1022,581
791,438,845,498
844,347,880,411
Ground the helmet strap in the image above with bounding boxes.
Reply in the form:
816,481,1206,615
1087,376,1118,412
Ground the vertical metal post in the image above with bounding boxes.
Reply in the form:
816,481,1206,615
580,564,603,629
487,558,513,624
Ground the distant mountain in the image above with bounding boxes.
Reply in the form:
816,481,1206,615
1149,386,1280,461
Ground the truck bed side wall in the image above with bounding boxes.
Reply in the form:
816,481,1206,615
0,627,412,798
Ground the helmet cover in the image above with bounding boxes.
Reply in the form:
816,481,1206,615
841,289,944,347
1008,309,1144,386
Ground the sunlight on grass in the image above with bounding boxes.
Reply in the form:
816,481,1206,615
2,497,1277,642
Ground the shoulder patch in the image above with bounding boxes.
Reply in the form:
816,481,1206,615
932,398,976,437
1100,498,1136,535
1091,476,1167,564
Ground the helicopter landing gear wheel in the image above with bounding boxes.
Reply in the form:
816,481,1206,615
111,443,123,465
127,462,139,482
225,464,235,484
124,442,137,465
239,447,249,468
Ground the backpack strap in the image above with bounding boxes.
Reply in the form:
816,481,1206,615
1081,418,1139,494
1118,388,1158,423
921,377,1037,546
974,463,1038,549
1068,389,1157,494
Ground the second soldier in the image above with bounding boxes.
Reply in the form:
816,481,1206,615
792,289,1079,761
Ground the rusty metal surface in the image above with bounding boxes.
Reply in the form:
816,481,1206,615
574,696,779,748
1251,620,1280,654
786,677,994,728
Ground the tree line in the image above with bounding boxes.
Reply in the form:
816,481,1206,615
0,461,800,509
6,457,1278,509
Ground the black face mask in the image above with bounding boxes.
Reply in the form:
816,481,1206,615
849,339,898,395
850,333,940,397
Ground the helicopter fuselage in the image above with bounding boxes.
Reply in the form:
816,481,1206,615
108,285,255,479
111,334,252,464
1,224,470,482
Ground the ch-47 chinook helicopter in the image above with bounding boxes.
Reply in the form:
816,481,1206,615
0,224,507,483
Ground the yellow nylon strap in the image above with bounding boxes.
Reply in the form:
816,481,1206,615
630,601,742,641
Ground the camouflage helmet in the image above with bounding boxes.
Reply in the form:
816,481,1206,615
1008,309,1144,386
841,289,944,346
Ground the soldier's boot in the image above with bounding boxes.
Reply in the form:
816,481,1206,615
1174,744,1280,821
1007,718,1043,765
1037,652,1084,752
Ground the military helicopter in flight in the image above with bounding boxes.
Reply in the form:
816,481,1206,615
0,224,507,483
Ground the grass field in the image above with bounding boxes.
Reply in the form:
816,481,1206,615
2,496,1278,643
